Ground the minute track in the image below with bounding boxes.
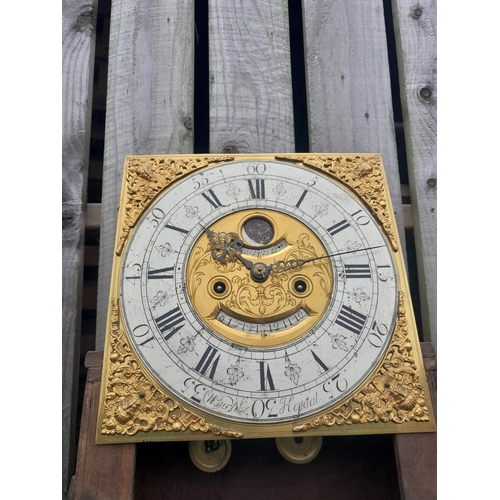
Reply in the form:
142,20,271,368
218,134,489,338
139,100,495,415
119,159,398,424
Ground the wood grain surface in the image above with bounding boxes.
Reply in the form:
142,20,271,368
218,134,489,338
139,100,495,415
209,0,295,153
62,0,98,494
96,0,195,348
302,0,407,260
71,342,436,500
391,0,437,345
393,342,437,500
72,352,136,500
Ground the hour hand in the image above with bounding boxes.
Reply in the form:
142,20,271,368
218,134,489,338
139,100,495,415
228,248,254,270
205,228,244,264
204,228,269,279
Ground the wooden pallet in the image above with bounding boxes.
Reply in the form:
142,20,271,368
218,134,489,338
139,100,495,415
70,343,436,500
63,0,437,497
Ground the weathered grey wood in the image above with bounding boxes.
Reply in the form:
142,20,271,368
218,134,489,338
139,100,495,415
72,352,136,500
391,0,437,345
96,0,195,348
62,0,97,497
302,0,407,258
393,342,437,499
209,0,295,153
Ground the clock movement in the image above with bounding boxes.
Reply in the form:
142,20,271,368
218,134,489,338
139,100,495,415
96,154,436,465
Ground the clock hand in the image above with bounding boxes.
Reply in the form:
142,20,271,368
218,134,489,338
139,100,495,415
205,227,245,264
206,226,385,280
227,247,255,270
204,228,270,281
267,245,386,274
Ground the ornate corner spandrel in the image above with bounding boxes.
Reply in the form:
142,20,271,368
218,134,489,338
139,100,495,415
275,154,398,251
116,155,235,255
292,292,429,432
100,298,243,439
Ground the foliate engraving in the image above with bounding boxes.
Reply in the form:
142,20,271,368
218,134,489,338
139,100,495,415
292,292,430,431
284,356,301,385
329,333,348,351
184,204,201,220
100,299,243,438
116,156,234,255
314,204,329,217
275,154,398,251
189,233,332,320
149,291,168,310
226,360,245,386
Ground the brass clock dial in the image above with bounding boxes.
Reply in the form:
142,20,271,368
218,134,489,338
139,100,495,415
186,209,334,347
97,154,435,443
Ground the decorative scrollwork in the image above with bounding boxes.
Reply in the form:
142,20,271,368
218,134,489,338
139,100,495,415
292,291,430,432
116,156,234,255
189,232,331,319
100,299,243,439
275,154,398,251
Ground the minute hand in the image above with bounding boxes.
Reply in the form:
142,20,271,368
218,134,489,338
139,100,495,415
268,245,386,274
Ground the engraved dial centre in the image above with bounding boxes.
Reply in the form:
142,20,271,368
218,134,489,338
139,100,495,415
186,210,334,347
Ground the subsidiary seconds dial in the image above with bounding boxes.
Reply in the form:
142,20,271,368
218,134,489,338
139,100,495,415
120,160,398,424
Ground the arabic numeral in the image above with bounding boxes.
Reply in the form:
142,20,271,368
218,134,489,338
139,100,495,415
323,373,349,394
148,208,165,227
132,324,155,347
190,382,208,404
251,398,277,419
252,400,265,418
307,176,318,187
368,320,388,348
193,173,209,189
335,376,348,392
351,209,370,226
266,399,278,418
247,162,267,175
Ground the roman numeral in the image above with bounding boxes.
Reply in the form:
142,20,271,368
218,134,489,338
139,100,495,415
154,306,185,340
295,189,308,208
344,264,371,279
201,189,223,209
147,266,174,279
311,350,329,372
248,179,266,199
164,223,188,234
327,219,350,236
259,361,276,391
195,346,220,379
335,305,367,335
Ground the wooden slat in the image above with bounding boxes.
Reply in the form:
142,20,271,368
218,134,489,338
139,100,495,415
72,347,435,500
391,0,437,345
302,0,407,258
393,342,437,499
62,1,97,496
72,352,136,500
209,0,295,153
85,203,102,229
96,0,195,348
